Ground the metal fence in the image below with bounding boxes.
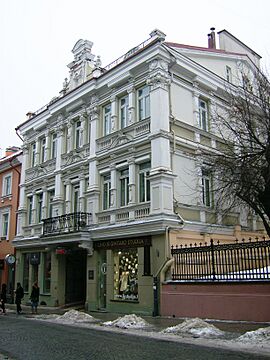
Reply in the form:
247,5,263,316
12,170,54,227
171,238,270,281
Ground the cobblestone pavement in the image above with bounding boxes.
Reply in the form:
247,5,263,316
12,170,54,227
0,315,269,360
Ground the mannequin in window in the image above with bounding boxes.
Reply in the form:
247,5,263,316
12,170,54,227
120,267,129,293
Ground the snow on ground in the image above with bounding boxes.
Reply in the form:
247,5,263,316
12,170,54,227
54,309,97,323
34,314,60,320
236,326,270,343
103,314,151,329
33,310,97,324
162,318,225,338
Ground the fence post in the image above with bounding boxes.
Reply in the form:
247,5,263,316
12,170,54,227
153,276,159,317
210,239,216,280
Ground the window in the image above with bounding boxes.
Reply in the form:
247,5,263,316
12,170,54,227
43,252,51,293
120,95,129,128
201,169,212,207
226,66,232,83
120,169,129,206
31,143,36,167
113,248,138,301
138,86,150,121
48,190,55,218
103,174,111,210
2,213,9,239
73,184,80,213
75,120,82,148
23,254,30,293
2,174,12,196
139,162,150,203
37,193,43,223
104,104,112,135
40,137,46,163
28,196,33,224
51,133,57,159
199,99,209,131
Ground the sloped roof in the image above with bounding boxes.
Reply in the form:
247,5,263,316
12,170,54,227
165,42,245,57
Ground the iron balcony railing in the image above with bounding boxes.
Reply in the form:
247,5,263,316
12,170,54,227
42,212,92,236
171,238,270,282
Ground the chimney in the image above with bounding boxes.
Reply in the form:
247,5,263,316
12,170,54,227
208,27,216,49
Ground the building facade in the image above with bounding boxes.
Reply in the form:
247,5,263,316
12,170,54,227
0,147,22,301
14,28,264,314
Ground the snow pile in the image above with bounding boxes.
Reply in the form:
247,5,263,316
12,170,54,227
32,310,97,324
236,326,270,343
103,314,150,329
34,314,60,320
162,318,224,338
55,309,97,323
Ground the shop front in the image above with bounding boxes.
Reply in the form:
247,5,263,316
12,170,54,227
15,244,87,307
87,236,156,315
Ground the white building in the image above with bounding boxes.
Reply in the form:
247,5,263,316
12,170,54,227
14,28,263,314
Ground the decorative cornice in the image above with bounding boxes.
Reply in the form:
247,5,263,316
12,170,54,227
147,58,171,90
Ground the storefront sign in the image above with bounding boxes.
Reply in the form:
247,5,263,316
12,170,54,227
94,237,151,250
101,263,107,275
56,248,67,255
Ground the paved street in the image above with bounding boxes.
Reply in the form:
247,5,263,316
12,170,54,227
0,315,268,360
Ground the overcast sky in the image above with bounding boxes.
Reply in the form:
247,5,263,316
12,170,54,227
1,0,270,157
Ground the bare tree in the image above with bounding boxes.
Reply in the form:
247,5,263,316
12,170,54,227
202,68,270,236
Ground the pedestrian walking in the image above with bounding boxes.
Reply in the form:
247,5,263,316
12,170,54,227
0,284,7,314
30,281,40,314
15,282,24,314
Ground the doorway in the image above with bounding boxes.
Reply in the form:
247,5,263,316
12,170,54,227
65,249,87,305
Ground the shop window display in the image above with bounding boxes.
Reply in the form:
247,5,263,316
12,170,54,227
113,249,138,301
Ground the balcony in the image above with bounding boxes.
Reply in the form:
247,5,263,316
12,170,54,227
96,119,150,153
42,212,92,236
97,203,150,225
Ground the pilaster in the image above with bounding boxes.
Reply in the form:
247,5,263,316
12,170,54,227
128,158,136,206
127,82,135,125
149,171,175,215
110,93,117,132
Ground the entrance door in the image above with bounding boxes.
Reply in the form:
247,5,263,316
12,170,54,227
99,251,107,309
65,249,87,305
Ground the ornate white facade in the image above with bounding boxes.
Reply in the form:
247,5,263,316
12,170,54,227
14,29,263,313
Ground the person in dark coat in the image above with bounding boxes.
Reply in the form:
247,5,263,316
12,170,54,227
15,282,24,314
0,284,7,314
30,281,40,314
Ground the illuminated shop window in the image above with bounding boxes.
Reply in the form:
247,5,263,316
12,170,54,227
113,248,138,301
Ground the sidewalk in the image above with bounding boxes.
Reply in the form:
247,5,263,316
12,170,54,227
5,303,270,335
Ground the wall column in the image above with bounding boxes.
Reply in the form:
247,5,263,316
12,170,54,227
16,145,28,237
86,97,100,224
148,57,175,215
110,93,117,132
79,172,86,212
127,82,135,125
64,179,72,214
53,124,64,216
